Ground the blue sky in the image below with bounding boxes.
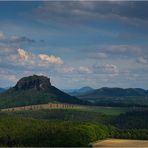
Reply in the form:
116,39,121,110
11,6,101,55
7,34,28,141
0,1,148,89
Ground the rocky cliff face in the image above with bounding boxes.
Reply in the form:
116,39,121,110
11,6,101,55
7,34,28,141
14,75,51,91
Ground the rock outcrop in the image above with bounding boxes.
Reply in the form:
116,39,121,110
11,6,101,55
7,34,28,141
0,75,87,109
14,75,51,91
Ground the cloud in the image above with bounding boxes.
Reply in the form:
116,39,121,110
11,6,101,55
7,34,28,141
17,48,63,66
78,66,91,73
62,66,91,74
18,48,29,60
137,57,148,64
0,46,65,87
0,32,35,44
63,67,75,73
96,45,148,63
0,68,18,85
94,45,145,59
7,75,17,83
17,48,37,66
10,36,35,44
104,64,119,74
0,48,64,73
117,32,147,41
93,64,119,75
0,32,5,40
91,52,108,59
27,1,148,27
104,45,141,55
39,54,63,64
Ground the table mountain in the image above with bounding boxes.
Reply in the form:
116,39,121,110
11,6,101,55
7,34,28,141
14,75,51,91
0,75,87,109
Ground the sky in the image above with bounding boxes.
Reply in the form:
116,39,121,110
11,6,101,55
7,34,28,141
0,1,148,89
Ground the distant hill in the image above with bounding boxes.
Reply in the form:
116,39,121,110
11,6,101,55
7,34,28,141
78,87,148,107
0,88,6,93
81,87,148,97
64,86,95,96
0,75,87,109
66,87,148,97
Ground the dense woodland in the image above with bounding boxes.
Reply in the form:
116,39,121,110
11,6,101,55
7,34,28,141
0,76,147,146
112,109,148,129
0,116,111,147
79,96,148,107
0,108,147,146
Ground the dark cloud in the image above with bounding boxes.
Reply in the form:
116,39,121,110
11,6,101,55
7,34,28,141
96,45,144,58
117,32,148,41
29,1,148,26
0,1,148,89
10,36,35,44
0,32,35,44
136,57,148,64
93,64,119,75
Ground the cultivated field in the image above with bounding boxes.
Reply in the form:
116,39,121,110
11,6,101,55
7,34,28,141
93,139,148,147
1,103,134,115
1,103,84,111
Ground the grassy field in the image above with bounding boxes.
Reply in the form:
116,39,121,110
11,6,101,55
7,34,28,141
1,103,134,116
93,139,148,147
77,106,132,115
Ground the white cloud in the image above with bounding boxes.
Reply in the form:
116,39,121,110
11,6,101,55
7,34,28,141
63,67,75,73
137,57,148,64
17,48,64,66
18,48,29,60
104,64,119,74
0,48,64,71
16,48,64,66
29,1,148,27
0,31,34,44
78,66,92,73
7,75,17,82
39,54,63,64
62,66,91,74
0,32,5,40
96,52,108,58
10,36,35,43
104,45,141,55
93,63,119,75
0,68,17,84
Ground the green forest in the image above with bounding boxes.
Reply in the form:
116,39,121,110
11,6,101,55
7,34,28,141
0,108,147,146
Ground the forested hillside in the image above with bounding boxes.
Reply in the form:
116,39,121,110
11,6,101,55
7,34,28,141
0,116,111,147
0,75,87,109
0,108,147,146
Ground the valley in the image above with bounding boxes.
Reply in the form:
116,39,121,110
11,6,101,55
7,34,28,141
1,1,148,147
0,75,147,147
1,102,138,116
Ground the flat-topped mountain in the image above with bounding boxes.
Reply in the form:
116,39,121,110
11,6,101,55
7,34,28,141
0,75,87,109
14,75,51,91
